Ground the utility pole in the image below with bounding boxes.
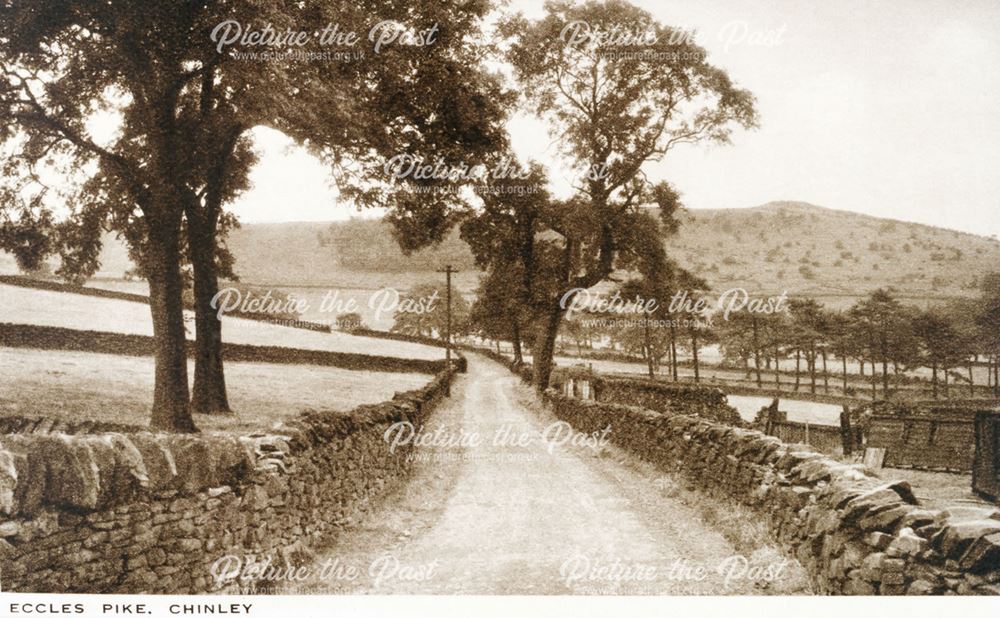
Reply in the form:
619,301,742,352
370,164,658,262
643,311,654,378
437,264,457,395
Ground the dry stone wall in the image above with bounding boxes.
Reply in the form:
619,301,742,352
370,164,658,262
0,370,455,593
0,322,460,374
549,369,747,427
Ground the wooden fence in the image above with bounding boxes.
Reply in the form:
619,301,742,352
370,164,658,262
866,413,976,472
766,420,846,454
760,401,860,456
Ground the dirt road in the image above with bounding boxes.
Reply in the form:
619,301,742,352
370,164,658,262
289,355,810,595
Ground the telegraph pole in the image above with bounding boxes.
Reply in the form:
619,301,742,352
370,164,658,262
437,264,457,395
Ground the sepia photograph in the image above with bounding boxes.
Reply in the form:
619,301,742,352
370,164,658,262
0,0,998,616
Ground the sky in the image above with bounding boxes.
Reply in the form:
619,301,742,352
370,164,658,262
231,0,1000,239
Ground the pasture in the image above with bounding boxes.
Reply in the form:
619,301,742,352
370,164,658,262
0,347,430,434
0,282,444,360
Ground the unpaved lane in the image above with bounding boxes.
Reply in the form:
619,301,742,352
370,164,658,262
292,355,809,595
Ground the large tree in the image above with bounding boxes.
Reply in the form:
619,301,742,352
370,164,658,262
1,1,507,429
849,289,915,398
827,310,862,395
460,160,550,365
912,308,966,399
718,309,774,388
0,1,254,430
390,283,470,340
469,267,530,363
177,1,508,414
615,261,706,378
495,0,757,389
788,298,826,394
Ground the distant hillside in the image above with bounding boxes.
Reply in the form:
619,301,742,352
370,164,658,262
5,201,998,303
670,201,1000,302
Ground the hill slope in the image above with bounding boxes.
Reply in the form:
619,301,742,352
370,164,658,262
670,202,1000,301
5,201,998,302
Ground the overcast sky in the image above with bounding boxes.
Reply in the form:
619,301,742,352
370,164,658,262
232,0,1000,238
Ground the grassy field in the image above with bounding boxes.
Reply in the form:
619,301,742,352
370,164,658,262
0,347,431,434
0,283,444,360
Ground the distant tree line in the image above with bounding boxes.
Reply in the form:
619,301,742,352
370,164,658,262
468,276,1000,400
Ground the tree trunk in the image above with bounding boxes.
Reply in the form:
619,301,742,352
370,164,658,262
188,225,231,415
667,337,675,379
931,360,938,399
669,324,678,382
691,330,700,383
993,355,999,396
871,360,877,400
146,226,197,432
993,354,1000,397
968,362,975,396
643,313,654,379
882,357,890,397
842,356,848,393
809,347,817,394
511,316,523,365
184,124,242,417
821,350,829,393
943,366,950,398
775,348,781,389
532,307,563,391
794,349,801,392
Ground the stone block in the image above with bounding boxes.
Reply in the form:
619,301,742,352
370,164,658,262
842,489,905,525
937,520,1000,559
844,576,876,595
957,531,1000,572
898,508,938,532
860,552,885,581
129,434,178,492
858,505,911,532
2,437,46,516
889,527,929,557
0,520,21,537
0,445,17,515
48,436,104,511
866,532,893,550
